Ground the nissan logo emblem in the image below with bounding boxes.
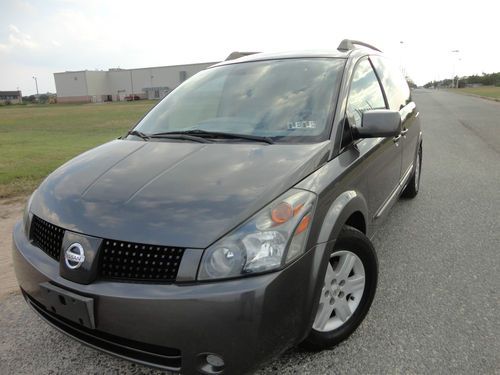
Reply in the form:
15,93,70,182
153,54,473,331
65,243,85,269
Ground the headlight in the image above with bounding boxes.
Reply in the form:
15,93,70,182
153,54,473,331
23,190,36,236
198,189,316,280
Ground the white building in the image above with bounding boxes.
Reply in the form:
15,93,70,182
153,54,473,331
54,61,217,103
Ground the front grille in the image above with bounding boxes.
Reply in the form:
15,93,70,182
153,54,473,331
29,215,185,283
31,215,65,261
23,290,182,371
99,240,185,282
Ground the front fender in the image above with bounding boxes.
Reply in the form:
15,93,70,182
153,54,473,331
317,190,370,244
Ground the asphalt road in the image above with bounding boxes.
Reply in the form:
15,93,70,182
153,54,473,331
1,90,499,374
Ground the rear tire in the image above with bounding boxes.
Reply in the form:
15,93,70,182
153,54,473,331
302,225,378,350
401,143,422,199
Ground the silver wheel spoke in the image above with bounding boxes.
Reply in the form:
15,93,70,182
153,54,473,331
335,253,356,279
318,286,331,306
324,263,335,285
335,299,352,322
343,275,365,294
313,291,335,330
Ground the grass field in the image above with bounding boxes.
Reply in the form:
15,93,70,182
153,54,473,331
450,86,500,99
0,101,156,198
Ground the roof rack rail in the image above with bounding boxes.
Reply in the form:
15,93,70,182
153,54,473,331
225,51,260,61
337,39,382,53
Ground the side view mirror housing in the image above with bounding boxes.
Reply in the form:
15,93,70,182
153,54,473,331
353,110,402,139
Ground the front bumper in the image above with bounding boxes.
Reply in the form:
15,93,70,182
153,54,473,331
12,221,328,374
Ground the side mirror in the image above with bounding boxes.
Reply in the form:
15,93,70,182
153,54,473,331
354,110,401,138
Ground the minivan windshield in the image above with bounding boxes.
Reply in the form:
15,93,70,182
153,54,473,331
132,58,345,143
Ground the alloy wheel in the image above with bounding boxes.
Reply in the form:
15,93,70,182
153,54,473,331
313,250,366,332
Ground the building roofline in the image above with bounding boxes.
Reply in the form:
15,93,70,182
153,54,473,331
53,70,87,75
53,61,219,75
115,61,219,72
0,91,22,95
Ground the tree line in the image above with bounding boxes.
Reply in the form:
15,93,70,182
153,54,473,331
424,72,500,88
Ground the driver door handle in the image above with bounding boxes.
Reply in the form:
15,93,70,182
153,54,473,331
401,128,409,136
393,134,401,143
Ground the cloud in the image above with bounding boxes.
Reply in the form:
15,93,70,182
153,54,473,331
0,24,38,52
8,24,20,33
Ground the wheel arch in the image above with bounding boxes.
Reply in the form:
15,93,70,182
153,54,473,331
316,190,370,245
345,211,366,234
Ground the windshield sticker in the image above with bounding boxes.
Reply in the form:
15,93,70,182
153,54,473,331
288,121,317,130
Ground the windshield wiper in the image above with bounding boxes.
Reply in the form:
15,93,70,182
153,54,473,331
148,132,211,143
151,130,275,144
126,129,210,143
126,130,150,141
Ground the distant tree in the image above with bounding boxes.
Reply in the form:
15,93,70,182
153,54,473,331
423,71,500,88
442,78,453,87
38,94,49,104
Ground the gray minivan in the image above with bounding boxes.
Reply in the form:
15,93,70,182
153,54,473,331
13,39,422,374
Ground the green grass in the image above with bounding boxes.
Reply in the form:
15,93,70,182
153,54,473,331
450,86,500,99
0,101,156,198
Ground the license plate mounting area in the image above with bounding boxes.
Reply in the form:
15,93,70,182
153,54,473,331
39,282,95,329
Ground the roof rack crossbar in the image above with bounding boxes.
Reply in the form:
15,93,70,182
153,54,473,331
337,39,382,53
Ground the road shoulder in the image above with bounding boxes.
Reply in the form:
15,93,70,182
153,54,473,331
446,89,500,102
0,197,25,299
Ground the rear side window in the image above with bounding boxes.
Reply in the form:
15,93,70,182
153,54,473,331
346,58,386,128
370,56,410,110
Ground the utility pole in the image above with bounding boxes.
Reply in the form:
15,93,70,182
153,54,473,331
400,41,405,76
32,76,39,95
130,71,134,101
451,50,460,88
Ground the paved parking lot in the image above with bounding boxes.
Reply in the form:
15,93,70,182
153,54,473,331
0,90,498,374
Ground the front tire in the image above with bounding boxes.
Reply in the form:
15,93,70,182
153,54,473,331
302,225,378,350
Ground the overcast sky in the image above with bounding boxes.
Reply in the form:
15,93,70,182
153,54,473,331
0,0,497,95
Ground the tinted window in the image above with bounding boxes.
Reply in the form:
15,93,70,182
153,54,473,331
134,58,345,143
370,56,410,110
346,58,386,128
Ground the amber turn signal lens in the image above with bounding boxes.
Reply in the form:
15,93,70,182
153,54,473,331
295,214,310,234
271,202,293,224
293,203,304,216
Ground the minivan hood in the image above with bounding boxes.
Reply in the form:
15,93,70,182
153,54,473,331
31,139,329,248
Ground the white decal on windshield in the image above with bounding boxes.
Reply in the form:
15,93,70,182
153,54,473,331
287,121,317,130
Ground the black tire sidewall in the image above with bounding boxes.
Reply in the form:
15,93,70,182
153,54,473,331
402,143,422,198
415,145,422,192
304,226,378,350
